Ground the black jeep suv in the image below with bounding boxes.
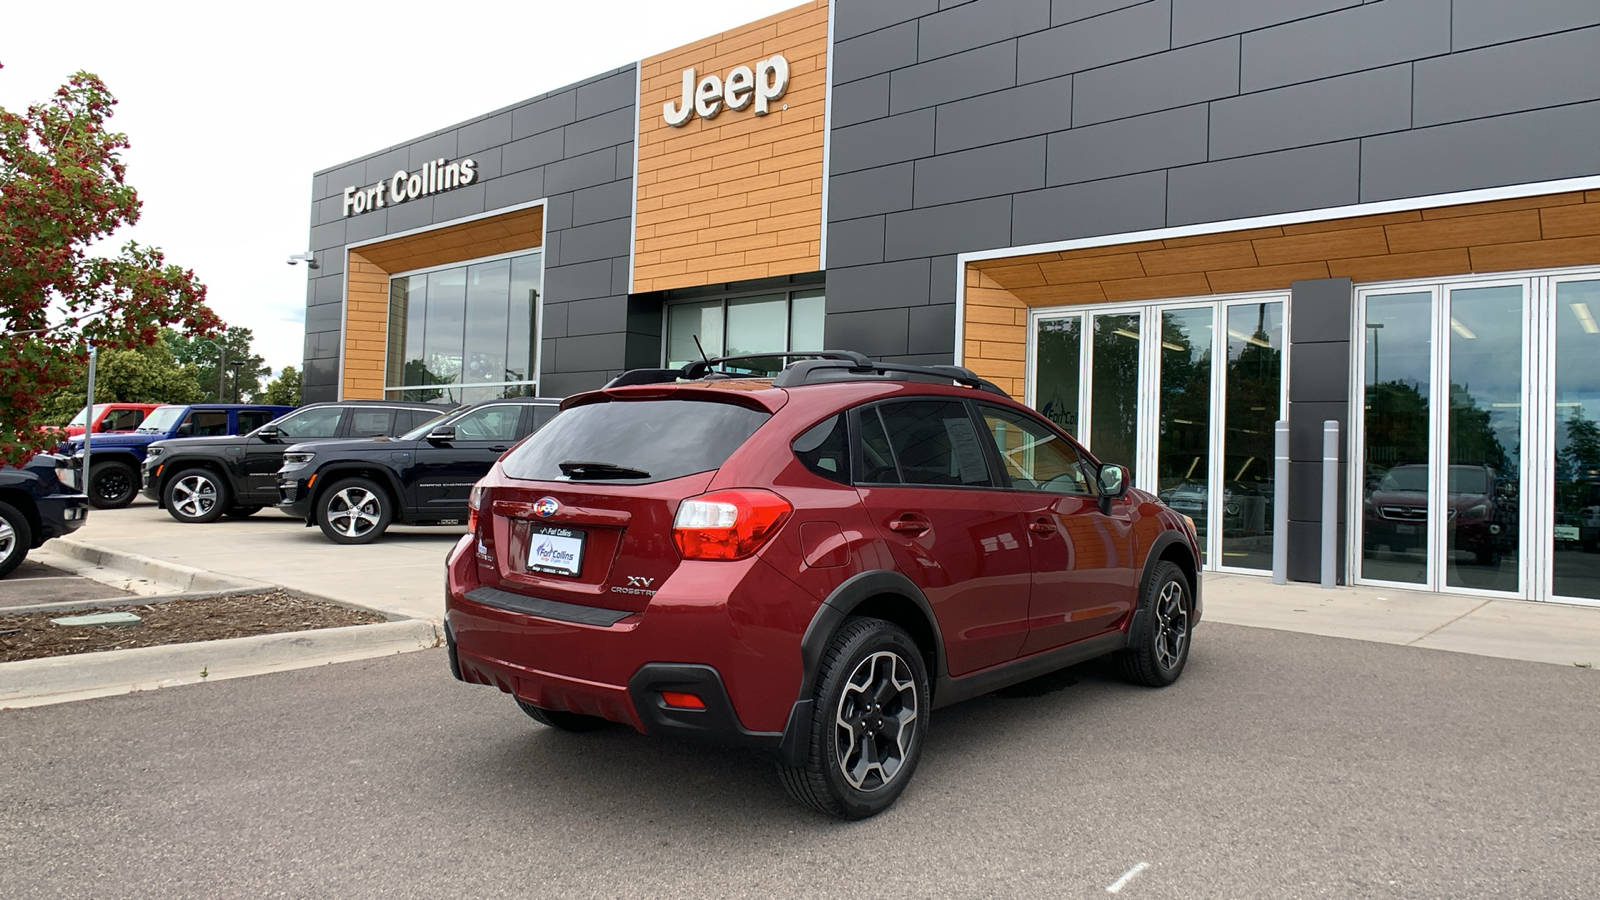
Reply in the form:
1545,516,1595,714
1,453,90,579
141,401,443,524
277,396,560,544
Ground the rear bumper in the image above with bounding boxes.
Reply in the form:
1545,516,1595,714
444,536,811,748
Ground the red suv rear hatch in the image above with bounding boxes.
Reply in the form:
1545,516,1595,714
479,390,778,613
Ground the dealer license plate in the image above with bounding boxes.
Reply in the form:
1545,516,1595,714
528,525,585,577
1395,524,1418,535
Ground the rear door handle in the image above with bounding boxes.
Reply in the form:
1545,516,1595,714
1029,517,1057,534
888,514,930,536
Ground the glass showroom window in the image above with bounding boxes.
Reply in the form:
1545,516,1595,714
385,250,541,405
665,289,825,372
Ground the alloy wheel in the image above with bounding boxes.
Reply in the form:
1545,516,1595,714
326,488,382,539
1154,580,1189,671
172,475,220,519
834,650,919,792
0,519,15,563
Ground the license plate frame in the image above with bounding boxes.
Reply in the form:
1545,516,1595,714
528,524,586,577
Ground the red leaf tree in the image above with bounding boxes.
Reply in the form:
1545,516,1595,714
1,65,220,465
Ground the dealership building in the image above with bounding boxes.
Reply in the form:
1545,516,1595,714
301,0,1600,604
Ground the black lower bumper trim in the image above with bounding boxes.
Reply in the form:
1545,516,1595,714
464,586,634,627
627,663,781,750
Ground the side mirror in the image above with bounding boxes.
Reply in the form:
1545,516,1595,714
96,420,115,433
1098,464,1128,513
426,425,456,443
257,424,281,442
176,423,194,436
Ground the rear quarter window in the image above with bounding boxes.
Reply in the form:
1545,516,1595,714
500,399,770,484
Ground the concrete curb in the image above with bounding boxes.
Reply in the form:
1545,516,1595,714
41,539,269,595
1,619,442,709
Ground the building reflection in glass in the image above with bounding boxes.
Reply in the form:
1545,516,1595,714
1553,279,1600,601
1220,302,1282,570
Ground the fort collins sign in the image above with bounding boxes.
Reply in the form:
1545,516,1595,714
341,158,478,217
663,54,789,127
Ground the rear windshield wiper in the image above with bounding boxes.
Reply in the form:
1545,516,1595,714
558,460,651,480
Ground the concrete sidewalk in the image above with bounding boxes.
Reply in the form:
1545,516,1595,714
52,502,1600,670
51,500,462,622
1204,573,1599,668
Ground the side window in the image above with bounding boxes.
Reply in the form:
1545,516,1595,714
870,400,992,487
855,407,900,484
103,409,142,431
452,405,522,441
186,410,230,436
793,414,849,484
349,409,396,437
532,405,559,430
979,404,1095,495
237,410,275,433
274,407,343,439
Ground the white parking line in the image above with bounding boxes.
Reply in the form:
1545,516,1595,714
1106,861,1149,894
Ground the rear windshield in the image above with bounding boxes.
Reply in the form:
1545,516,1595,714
500,399,770,484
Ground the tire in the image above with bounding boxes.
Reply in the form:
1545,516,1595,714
88,460,138,509
1116,560,1193,688
224,505,263,519
0,501,32,579
515,698,608,732
316,477,392,544
163,468,229,524
778,617,929,820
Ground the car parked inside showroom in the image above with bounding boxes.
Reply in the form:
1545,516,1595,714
61,402,295,509
140,400,444,523
276,396,561,544
0,453,89,579
443,351,1201,819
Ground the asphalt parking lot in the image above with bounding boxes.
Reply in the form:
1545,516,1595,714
0,560,134,609
3,622,1595,899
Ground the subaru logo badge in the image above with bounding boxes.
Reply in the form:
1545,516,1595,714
533,497,560,518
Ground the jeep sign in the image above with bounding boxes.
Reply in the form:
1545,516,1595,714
663,54,789,127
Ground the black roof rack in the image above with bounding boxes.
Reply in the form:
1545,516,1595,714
602,351,1008,396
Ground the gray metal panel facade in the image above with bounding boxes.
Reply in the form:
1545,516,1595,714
300,67,639,403
825,0,1600,363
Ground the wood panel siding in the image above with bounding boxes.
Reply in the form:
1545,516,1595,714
633,0,827,293
340,206,544,399
962,190,1600,396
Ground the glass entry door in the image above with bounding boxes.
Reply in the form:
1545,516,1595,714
1030,296,1286,572
1356,272,1600,605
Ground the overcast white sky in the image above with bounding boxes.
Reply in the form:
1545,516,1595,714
1,0,803,374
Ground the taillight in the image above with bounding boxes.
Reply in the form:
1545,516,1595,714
672,489,792,560
468,483,486,532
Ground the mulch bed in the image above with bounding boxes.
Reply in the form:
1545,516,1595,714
0,590,387,663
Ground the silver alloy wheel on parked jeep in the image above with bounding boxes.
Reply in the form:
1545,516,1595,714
0,501,33,579
171,474,220,519
163,468,229,524
834,650,920,792
317,477,393,544
327,487,381,538
0,518,17,568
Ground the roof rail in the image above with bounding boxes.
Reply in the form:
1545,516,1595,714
602,350,1008,396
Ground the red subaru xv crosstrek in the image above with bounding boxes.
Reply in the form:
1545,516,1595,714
445,352,1201,819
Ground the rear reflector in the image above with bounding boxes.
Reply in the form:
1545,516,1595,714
660,691,705,710
672,489,792,560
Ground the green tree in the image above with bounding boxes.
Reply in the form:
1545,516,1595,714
261,365,301,407
1,65,219,464
39,336,204,421
166,325,269,402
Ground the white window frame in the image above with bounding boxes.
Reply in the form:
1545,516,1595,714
1350,264,1600,606
382,247,545,400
